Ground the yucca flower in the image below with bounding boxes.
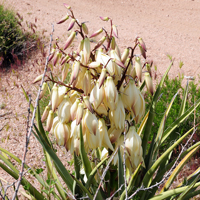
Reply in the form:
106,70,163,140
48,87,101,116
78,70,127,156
135,57,142,82
46,110,54,132
104,76,118,111
122,79,145,123
109,95,125,129
70,99,80,121
90,81,105,109
98,119,114,151
57,95,72,123
125,126,144,171
54,121,70,146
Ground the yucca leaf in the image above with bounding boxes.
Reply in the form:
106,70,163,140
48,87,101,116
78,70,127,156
153,92,178,156
142,126,194,188
45,152,67,200
36,103,51,146
161,98,200,144
0,147,48,189
33,124,74,192
79,123,92,178
118,148,124,195
149,182,200,200
0,162,45,200
73,152,82,198
178,166,200,188
137,111,149,136
160,145,199,192
120,163,142,200
178,80,189,117
182,189,200,200
142,62,173,159
176,174,200,200
85,156,108,189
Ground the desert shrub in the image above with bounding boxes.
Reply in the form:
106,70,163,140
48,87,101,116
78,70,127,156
0,4,38,68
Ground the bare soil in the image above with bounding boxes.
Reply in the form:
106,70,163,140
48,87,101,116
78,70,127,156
0,0,200,198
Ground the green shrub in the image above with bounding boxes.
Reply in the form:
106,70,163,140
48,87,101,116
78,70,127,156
0,4,36,68
146,75,200,152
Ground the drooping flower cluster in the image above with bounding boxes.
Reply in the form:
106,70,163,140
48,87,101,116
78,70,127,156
34,4,154,171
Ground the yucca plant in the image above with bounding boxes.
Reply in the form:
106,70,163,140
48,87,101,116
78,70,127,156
1,4,200,200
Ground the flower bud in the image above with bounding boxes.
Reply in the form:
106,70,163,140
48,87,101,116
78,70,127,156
98,68,107,88
90,28,103,38
70,61,80,84
121,48,129,64
144,72,153,95
57,15,69,24
99,119,114,151
83,70,91,95
67,18,76,31
46,110,54,132
32,74,43,84
104,76,118,111
88,61,101,69
110,37,116,50
125,126,144,170
63,3,71,9
139,44,146,59
112,25,118,38
93,36,106,50
53,51,61,66
137,37,147,52
41,106,50,123
39,82,48,100
70,91,80,104
58,95,72,123
109,95,125,129
51,84,59,112
61,55,70,65
115,43,121,58
82,23,88,34
76,102,84,125
94,103,107,116
99,16,110,21
77,40,84,54
90,81,104,109
122,79,145,123
135,57,142,82
84,109,98,135
109,126,124,144
83,37,91,64
54,121,70,146
70,99,80,121
62,63,69,82
64,31,76,50
57,86,68,106
83,96,93,113
48,48,56,62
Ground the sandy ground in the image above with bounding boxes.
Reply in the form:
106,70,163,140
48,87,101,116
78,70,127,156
5,0,200,78
0,0,200,198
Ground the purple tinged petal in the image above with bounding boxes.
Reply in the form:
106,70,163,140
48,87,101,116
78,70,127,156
112,25,118,38
64,31,76,50
67,19,76,31
90,28,103,38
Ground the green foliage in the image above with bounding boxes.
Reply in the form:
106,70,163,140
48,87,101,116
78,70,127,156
0,3,37,68
145,75,200,152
